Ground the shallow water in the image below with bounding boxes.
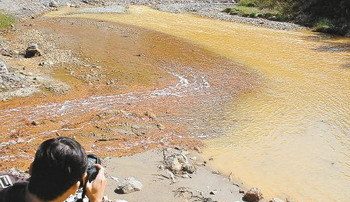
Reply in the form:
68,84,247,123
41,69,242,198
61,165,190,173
48,6,350,201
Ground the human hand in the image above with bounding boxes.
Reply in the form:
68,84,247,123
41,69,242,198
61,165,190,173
85,164,107,202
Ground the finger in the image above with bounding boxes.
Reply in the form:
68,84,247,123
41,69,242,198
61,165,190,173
85,180,92,191
94,164,103,169
94,164,105,179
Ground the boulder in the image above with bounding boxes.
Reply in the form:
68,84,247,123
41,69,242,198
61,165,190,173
242,188,263,202
25,43,42,58
115,177,143,194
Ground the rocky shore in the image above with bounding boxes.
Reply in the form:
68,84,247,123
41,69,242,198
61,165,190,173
0,0,301,30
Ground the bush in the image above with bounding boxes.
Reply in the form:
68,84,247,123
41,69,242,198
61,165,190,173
0,13,15,29
223,5,283,21
313,18,335,33
234,0,350,35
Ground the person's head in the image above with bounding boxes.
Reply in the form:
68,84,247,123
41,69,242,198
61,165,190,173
28,137,88,201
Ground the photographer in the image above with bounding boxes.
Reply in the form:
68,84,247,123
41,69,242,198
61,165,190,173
0,137,107,202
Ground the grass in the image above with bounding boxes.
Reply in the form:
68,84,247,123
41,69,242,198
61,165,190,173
313,18,335,34
223,5,285,21
0,12,15,29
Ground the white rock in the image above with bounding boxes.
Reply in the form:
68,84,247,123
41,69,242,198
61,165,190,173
115,177,143,194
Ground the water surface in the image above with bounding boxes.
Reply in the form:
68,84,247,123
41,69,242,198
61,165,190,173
48,6,350,201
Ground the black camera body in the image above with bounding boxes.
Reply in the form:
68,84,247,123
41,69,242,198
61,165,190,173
86,154,101,182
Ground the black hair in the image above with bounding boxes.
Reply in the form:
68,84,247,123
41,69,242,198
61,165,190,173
28,137,88,201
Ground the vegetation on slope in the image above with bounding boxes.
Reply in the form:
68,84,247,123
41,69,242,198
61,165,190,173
0,12,15,30
223,0,350,35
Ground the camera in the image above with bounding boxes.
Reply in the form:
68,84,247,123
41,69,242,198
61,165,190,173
68,154,102,202
86,154,101,182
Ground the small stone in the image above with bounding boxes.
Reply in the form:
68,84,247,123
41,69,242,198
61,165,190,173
156,123,165,130
193,146,202,153
210,190,217,195
0,60,8,74
115,177,143,194
182,163,196,174
31,120,39,126
242,188,263,202
49,0,58,8
39,60,53,67
269,198,285,202
212,170,221,175
169,157,182,173
25,43,42,58
144,111,156,120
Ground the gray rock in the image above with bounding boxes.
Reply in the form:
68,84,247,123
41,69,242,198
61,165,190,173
115,177,143,194
169,157,183,173
49,0,58,8
0,60,8,74
182,163,196,174
242,188,263,202
25,43,42,58
163,149,196,175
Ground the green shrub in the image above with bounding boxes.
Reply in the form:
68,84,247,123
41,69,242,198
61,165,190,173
313,18,335,33
238,0,257,7
0,13,15,29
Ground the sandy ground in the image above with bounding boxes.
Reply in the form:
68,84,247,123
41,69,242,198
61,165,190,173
103,149,244,202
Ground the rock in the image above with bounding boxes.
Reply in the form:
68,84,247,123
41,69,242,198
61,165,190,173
115,177,143,194
49,0,58,8
0,60,9,74
270,198,285,202
156,123,165,130
168,156,182,173
242,188,263,202
39,60,54,67
0,48,15,57
209,190,217,195
163,149,197,175
25,43,42,58
193,146,202,153
182,163,196,174
31,120,39,126
144,111,156,120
